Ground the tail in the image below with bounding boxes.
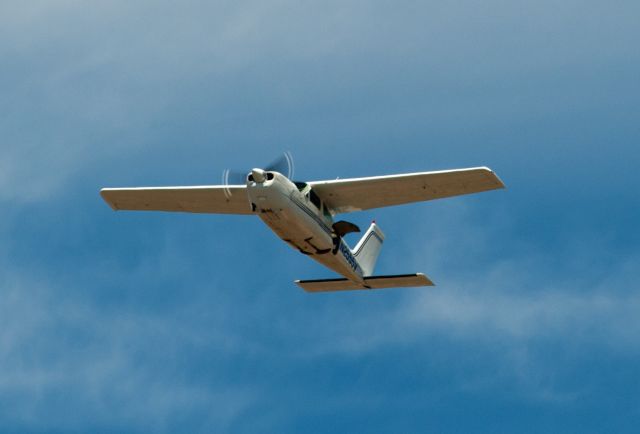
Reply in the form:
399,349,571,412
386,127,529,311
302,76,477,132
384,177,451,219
296,221,435,292
352,222,385,276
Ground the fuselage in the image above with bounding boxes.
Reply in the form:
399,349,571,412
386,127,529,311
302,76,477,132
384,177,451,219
245,170,365,283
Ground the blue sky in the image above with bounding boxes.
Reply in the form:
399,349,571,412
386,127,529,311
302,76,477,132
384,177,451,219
1,1,639,432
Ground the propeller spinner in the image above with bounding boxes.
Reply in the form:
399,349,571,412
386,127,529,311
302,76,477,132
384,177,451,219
222,151,295,198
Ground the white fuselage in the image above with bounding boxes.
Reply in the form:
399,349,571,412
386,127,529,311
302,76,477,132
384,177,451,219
245,171,365,283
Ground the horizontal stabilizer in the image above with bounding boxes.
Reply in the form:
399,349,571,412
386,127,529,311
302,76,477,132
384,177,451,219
296,273,434,293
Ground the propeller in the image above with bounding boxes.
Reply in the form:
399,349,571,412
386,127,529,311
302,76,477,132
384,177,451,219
265,151,294,180
222,151,295,198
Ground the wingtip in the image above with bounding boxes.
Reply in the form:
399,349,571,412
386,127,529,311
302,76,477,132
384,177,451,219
99,188,119,210
416,272,436,286
480,166,506,190
494,174,507,190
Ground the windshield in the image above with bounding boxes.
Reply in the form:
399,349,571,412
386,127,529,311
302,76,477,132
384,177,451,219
309,189,322,210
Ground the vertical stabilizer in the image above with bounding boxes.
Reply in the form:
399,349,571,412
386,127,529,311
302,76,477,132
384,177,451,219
352,222,385,276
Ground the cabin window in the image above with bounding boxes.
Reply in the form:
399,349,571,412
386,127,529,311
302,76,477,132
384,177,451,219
323,203,332,219
309,189,322,210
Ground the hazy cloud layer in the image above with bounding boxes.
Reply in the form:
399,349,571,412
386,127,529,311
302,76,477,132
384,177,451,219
2,0,638,200
1,202,639,431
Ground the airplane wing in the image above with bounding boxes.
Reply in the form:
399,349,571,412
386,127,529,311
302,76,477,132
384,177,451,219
309,167,505,214
100,185,253,214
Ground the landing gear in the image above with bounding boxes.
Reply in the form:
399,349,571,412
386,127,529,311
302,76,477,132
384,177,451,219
332,234,341,255
304,237,331,255
331,220,359,255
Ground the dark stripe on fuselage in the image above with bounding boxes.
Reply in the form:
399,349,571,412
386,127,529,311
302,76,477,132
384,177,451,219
289,195,334,237
290,195,361,275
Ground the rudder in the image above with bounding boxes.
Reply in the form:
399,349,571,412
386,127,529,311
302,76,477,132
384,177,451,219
352,222,385,276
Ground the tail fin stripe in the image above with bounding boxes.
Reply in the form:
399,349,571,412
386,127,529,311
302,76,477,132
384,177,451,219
351,222,385,276
352,231,384,256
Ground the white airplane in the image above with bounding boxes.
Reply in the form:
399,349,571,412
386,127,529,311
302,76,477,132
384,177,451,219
100,156,504,292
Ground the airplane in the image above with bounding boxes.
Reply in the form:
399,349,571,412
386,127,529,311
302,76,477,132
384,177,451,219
100,155,505,292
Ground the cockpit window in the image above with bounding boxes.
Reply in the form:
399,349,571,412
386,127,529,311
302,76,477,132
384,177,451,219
309,189,322,210
323,203,332,219
294,182,307,192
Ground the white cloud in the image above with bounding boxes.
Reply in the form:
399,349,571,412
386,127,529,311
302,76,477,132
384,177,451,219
402,266,640,347
0,267,257,432
395,204,640,351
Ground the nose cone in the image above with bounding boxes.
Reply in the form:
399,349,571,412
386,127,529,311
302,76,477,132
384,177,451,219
251,168,266,183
